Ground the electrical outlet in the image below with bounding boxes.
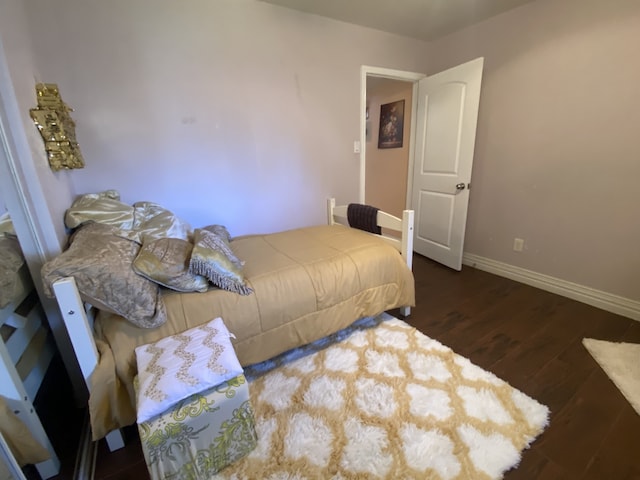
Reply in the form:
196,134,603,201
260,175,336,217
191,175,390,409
513,238,524,252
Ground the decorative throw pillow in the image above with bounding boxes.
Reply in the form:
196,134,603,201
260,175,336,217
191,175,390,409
134,317,243,423
132,238,209,293
202,224,232,243
189,228,253,295
41,222,167,329
201,224,243,268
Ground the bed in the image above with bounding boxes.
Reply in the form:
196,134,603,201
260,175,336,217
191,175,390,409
42,195,415,449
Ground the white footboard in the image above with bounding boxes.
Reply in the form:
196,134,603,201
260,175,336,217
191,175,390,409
51,277,125,451
327,198,414,316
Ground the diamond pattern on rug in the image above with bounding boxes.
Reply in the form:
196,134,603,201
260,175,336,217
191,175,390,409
341,416,393,476
457,424,521,478
354,377,397,418
400,424,460,479
284,413,333,467
407,384,452,420
213,313,549,479
457,386,514,425
303,375,346,410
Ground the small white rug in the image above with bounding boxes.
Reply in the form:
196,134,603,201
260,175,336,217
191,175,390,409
583,338,640,416
215,313,550,479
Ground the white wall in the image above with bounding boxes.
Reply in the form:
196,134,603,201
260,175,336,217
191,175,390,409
428,0,640,301
17,0,638,304
0,0,75,252
0,0,86,401
22,0,431,236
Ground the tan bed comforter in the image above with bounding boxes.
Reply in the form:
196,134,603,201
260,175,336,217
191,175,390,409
89,224,415,440
0,396,50,467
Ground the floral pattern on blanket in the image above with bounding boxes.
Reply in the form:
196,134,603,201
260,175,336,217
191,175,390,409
137,375,257,479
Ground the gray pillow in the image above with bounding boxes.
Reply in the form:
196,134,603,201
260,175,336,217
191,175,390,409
202,224,232,243
41,223,166,328
133,238,209,293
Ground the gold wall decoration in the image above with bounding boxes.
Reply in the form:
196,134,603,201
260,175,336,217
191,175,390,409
29,83,85,171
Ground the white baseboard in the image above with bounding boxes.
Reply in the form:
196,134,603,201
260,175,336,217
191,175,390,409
462,253,640,322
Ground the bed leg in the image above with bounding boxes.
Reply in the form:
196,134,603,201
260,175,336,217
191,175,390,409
400,306,411,318
35,457,61,479
105,429,125,451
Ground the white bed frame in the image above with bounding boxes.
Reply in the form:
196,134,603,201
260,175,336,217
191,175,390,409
0,264,60,478
51,198,415,453
327,197,414,277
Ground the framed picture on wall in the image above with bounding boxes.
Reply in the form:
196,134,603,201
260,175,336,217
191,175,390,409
378,99,405,149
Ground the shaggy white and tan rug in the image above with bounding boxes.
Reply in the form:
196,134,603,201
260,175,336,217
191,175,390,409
215,313,550,479
583,338,640,416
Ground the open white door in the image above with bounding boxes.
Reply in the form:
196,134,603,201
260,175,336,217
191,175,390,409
411,57,484,270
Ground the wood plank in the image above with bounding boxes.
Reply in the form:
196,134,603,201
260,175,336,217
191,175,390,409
581,405,640,479
504,447,575,480
526,337,597,415
536,366,631,476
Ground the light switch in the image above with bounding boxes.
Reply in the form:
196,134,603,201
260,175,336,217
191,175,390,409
353,141,361,153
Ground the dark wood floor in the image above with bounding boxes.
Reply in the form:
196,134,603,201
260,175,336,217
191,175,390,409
37,254,640,479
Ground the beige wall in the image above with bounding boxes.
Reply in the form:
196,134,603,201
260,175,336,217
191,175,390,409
365,78,412,219
7,0,637,305
0,0,87,398
428,0,640,301
0,0,75,251
21,0,432,236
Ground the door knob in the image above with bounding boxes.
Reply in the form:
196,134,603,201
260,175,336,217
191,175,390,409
455,183,466,191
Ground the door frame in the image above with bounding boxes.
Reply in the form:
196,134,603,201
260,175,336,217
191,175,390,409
359,66,425,205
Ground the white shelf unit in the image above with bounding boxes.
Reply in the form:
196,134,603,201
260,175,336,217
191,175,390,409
0,264,60,479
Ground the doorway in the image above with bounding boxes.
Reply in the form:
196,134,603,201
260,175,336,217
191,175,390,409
359,66,424,211
360,59,484,270
364,77,414,219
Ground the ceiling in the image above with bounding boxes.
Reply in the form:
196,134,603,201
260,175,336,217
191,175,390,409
259,0,537,42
